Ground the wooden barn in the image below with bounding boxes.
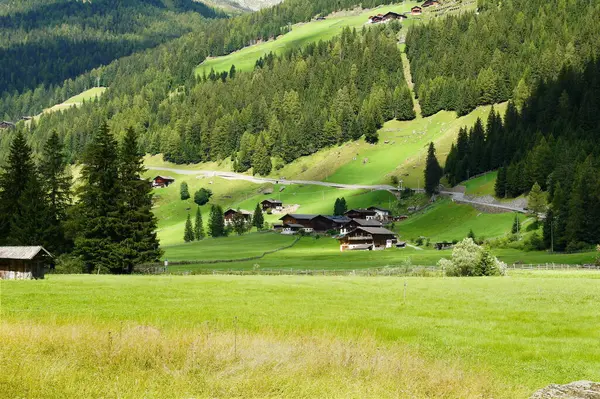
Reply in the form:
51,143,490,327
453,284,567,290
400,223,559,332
422,0,439,7
0,121,16,130
337,227,398,252
411,6,423,14
152,175,175,188
368,206,392,222
383,11,407,20
0,246,53,280
279,214,318,232
340,218,383,234
261,199,283,212
224,209,252,226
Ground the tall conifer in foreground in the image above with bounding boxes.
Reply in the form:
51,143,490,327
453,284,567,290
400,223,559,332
184,214,194,242
73,121,122,273
208,205,226,237
117,127,162,272
252,203,264,230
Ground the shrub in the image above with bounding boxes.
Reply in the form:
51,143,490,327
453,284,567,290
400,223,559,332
53,254,84,274
438,238,506,277
194,188,213,206
180,182,190,200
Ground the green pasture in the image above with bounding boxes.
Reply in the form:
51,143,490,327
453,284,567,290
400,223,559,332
2,273,599,397
35,87,107,120
398,197,516,242
163,232,296,261
165,232,597,271
195,2,422,76
463,171,498,196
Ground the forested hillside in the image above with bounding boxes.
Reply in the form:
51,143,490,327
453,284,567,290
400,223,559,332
406,0,600,116
0,0,402,121
444,59,600,251
0,0,223,99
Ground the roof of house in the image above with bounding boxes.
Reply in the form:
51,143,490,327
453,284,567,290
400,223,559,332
279,214,318,221
323,215,351,223
153,175,175,181
0,246,52,260
368,206,391,213
349,218,383,227
262,198,282,204
345,208,377,215
352,226,397,236
225,208,252,215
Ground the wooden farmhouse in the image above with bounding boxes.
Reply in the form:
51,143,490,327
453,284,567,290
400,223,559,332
411,6,423,14
383,11,407,20
279,214,316,232
337,227,398,252
261,199,283,212
152,175,175,188
422,0,440,7
0,246,53,280
344,208,378,220
224,209,252,226
0,121,16,130
340,218,382,234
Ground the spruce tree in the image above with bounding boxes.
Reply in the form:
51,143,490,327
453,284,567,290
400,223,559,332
184,213,194,242
40,131,72,229
333,198,341,216
252,133,272,176
117,127,162,273
339,197,347,215
527,182,546,222
208,205,225,237
424,142,443,196
180,182,190,200
495,167,507,197
0,130,38,243
252,203,264,230
511,214,521,234
194,206,204,240
73,121,122,273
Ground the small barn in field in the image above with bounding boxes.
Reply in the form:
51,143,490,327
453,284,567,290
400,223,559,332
383,11,407,20
0,121,16,130
411,6,423,15
152,175,175,188
0,246,53,280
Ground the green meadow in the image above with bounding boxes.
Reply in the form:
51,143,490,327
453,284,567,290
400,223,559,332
34,87,107,120
463,171,498,196
2,273,599,398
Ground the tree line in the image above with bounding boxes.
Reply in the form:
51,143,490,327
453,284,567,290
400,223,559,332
406,0,600,117
7,25,414,172
0,123,162,273
444,59,600,252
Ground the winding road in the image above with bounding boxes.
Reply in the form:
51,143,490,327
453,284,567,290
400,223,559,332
148,166,527,213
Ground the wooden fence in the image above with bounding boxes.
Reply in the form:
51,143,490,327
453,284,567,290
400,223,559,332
134,262,599,276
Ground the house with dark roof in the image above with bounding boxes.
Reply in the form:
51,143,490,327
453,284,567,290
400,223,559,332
340,218,383,234
0,246,53,279
261,198,283,212
224,209,252,226
411,5,423,14
368,206,392,221
279,214,318,232
0,121,16,130
383,11,407,20
337,227,398,251
152,175,175,188
344,208,378,220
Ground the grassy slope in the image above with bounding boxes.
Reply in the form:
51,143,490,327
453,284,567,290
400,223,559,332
3,274,600,398
195,1,424,76
33,87,107,121
463,171,498,196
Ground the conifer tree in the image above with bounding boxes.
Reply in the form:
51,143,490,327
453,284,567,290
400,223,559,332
424,142,443,196
252,133,272,176
0,130,38,243
495,167,507,197
117,127,162,272
180,182,190,200
194,206,204,240
73,121,122,273
208,205,226,237
527,182,546,222
184,213,194,242
252,203,264,230
511,214,521,234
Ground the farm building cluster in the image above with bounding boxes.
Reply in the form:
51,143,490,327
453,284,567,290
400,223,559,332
368,1,440,23
275,207,406,251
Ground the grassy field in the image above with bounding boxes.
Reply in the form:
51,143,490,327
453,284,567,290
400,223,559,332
33,87,106,120
163,232,296,261
195,2,424,76
398,197,517,242
2,273,599,398
463,171,498,196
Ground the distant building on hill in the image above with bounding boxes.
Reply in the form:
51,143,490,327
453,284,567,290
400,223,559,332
223,209,252,226
369,11,407,24
261,199,283,212
422,0,440,7
337,227,398,251
0,246,53,280
368,206,392,222
152,175,175,188
411,6,423,15
0,121,16,130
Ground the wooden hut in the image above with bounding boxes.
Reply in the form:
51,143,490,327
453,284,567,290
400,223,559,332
0,246,53,280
